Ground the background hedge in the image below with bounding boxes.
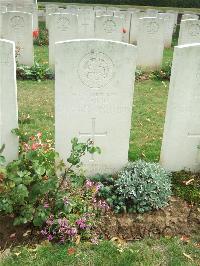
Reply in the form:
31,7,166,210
38,0,200,8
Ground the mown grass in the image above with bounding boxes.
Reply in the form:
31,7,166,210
1,237,200,266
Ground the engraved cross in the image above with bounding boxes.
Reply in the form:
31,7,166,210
79,118,107,161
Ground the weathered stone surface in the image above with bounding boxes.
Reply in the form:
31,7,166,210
49,12,78,68
161,43,200,171
178,19,200,45
137,17,164,69
0,39,18,162
95,15,123,41
2,11,33,66
55,39,137,175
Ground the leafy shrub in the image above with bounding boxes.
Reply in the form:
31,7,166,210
0,131,101,230
151,62,172,81
16,62,54,81
90,174,124,212
115,160,172,213
92,160,172,213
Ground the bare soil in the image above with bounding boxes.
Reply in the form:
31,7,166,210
0,197,199,249
100,197,200,241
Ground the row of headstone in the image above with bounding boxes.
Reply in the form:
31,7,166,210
1,37,200,173
46,5,178,45
47,10,177,70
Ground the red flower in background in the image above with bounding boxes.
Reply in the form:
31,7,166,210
33,30,39,38
122,28,127,33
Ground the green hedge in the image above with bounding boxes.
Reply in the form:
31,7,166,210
38,0,200,8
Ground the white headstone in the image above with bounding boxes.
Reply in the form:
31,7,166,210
46,4,59,29
25,4,38,31
0,6,7,38
0,39,18,162
78,9,95,38
95,15,123,41
167,10,178,27
182,14,199,21
178,19,200,45
11,4,38,31
55,39,137,175
130,11,144,44
49,12,78,68
160,43,200,172
95,10,113,17
94,6,106,11
114,11,131,42
145,9,158,17
137,17,164,70
107,6,120,12
2,11,33,66
0,5,6,12
158,13,176,48
66,5,78,13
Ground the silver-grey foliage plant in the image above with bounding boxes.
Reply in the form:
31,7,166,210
115,160,172,213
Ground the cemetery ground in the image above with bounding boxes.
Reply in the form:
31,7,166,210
0,25,200,265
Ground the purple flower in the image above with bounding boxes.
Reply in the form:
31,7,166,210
95,199,110,211
85,179,94,188
44,202,50,208
59,237,65,244
91,236,99,245
41,229,48,236
76,218,87,229
95,183,101,192
47,234,53,241
67,227,77,237
46,215,54,226
58,218,68,227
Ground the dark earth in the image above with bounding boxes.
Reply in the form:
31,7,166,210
0,197,199,249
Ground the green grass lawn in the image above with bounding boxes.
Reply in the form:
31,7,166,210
2,237,200,266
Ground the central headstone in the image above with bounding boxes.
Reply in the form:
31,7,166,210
55,39,137,175
0,39,18,162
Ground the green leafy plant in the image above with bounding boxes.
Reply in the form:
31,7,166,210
16,62,54,81
33,26,49,46
92,160,172,214
0,131,101,228
115,160,172,213
151,62,172,81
